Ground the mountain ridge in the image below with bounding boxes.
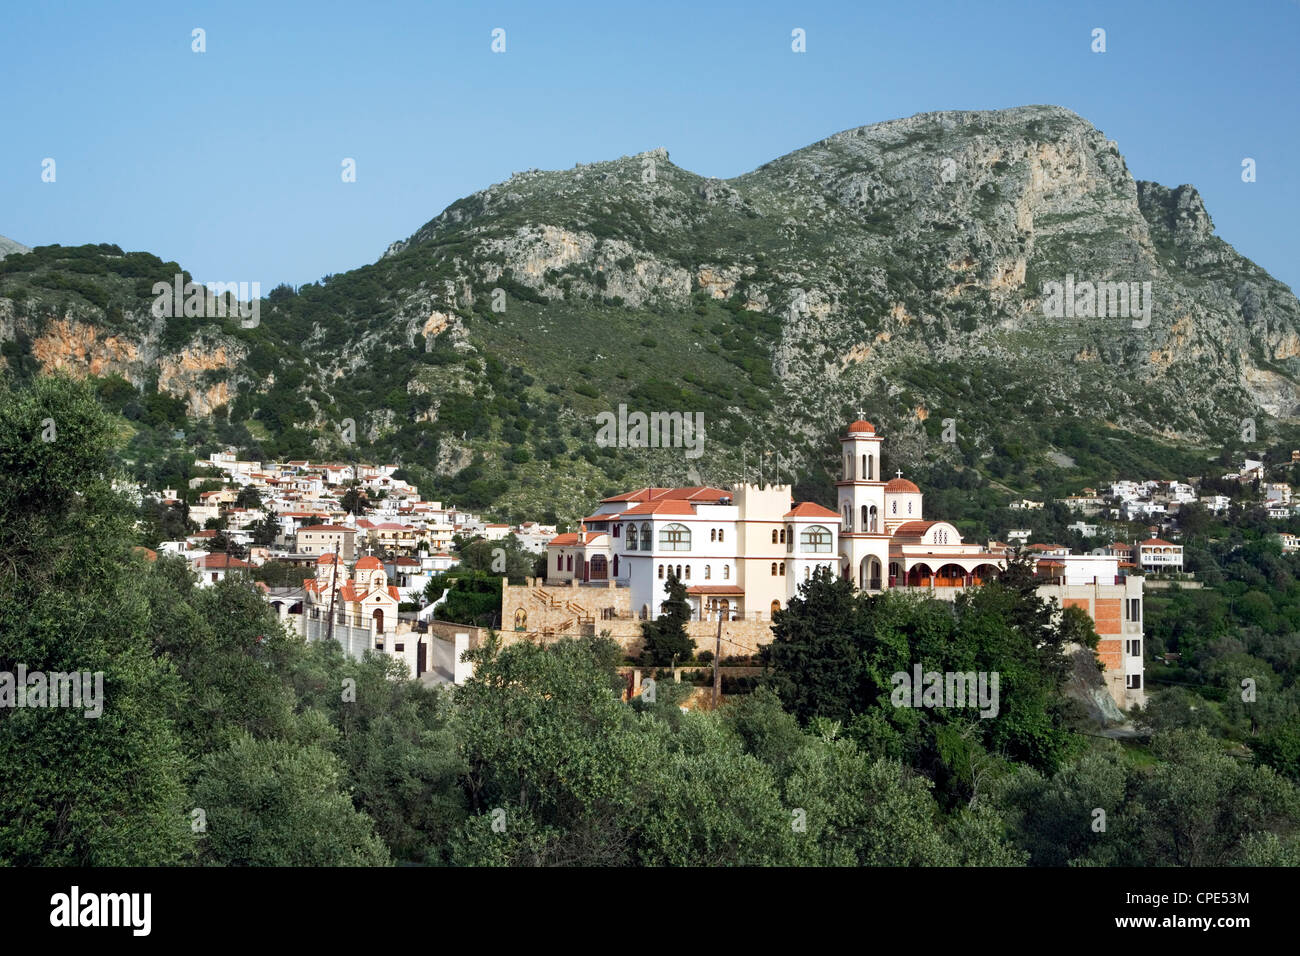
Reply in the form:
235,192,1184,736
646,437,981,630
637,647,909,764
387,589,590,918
3,104,1299,525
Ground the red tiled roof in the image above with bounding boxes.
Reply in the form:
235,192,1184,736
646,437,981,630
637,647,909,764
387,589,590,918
299,524,353,533
845,420,876,434
884,478,921,494
195,554,250,569
620,500,697,516
1140,538,1179,547
355,556,383,570
686,585,746,595
316,553,342,565
893,520,938,537
785,502,840,519
600,486,731,504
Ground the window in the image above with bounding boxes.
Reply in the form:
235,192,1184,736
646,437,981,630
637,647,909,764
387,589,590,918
684,566,691,580
772,529,778,544
676,565,682,579
394,643,404,652
640,523,651,551
908,502,913,514
1125,598,1141,622
800,526,832,553
780,561,786,574
718,528,724,543
842,505,852,531
780,528,787,544
892,501,897,514
659,523,691,551
723,564,730,580
658,564,664,579
771,562,778,576
711,528,717,542
612,524,620,537
804,567,810,580
626,526,637,551
704,565,711,579
1126,674,1142,690
1127,639,1141,657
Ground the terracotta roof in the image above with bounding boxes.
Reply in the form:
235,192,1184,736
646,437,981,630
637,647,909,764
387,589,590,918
884,478,921,494
548,531,604,546
299,524,353,533
355,556,383,570
195,554,250,569
1140,538,1179,547
845,420,876,434
316,553,342,565
133,546,158,562
893,520,938,537
600,486,731,504
784,502,840,519
685,585,746,595
620,500,697,516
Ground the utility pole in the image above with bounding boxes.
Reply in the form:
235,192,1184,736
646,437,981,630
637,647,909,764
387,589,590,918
325,541,340,646
712,609,722,709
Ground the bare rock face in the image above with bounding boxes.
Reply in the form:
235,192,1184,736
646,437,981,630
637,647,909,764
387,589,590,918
4,105,1299,510
0,235,31,260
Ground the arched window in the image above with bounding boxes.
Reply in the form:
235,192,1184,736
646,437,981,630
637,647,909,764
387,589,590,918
868,505,878,533
771,562,778,576
718,528,724,543
804,566,810,580
800,525,832,553
676,565,682,579
778,528,786,544
626,525,637,551
868,454,874,481
566,554,573,571
613,555,619,576
684,566,691,580
779,561,786,574
640,523,651,551
704,565,711,580
861,504,868,529
771,599,781,618
862,454,867,480
771,529,778,544
659,523,690,551
710,528,717,542
908,501,913,514
658,564,664,579
842,505,851,531
891,501,897,514
723,564,730,580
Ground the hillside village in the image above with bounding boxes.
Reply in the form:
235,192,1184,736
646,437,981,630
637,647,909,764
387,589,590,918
123,427,1300,710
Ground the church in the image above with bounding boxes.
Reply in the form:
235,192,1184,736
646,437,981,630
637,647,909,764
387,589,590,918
547,420,1005,621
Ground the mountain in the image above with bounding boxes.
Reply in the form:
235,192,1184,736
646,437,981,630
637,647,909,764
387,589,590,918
3,105,1300,525
0,235,30,260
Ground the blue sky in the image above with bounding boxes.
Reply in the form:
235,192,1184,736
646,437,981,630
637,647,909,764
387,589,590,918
3,0,1298,292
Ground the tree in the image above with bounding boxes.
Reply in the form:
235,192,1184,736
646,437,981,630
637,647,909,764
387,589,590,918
0,376,192,864
639,570,695,666
234,484,262,509
341,484,370,515
204,529,248,559
193,731,390,866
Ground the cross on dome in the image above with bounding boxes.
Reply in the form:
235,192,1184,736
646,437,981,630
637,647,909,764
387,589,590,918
896,469,904,479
